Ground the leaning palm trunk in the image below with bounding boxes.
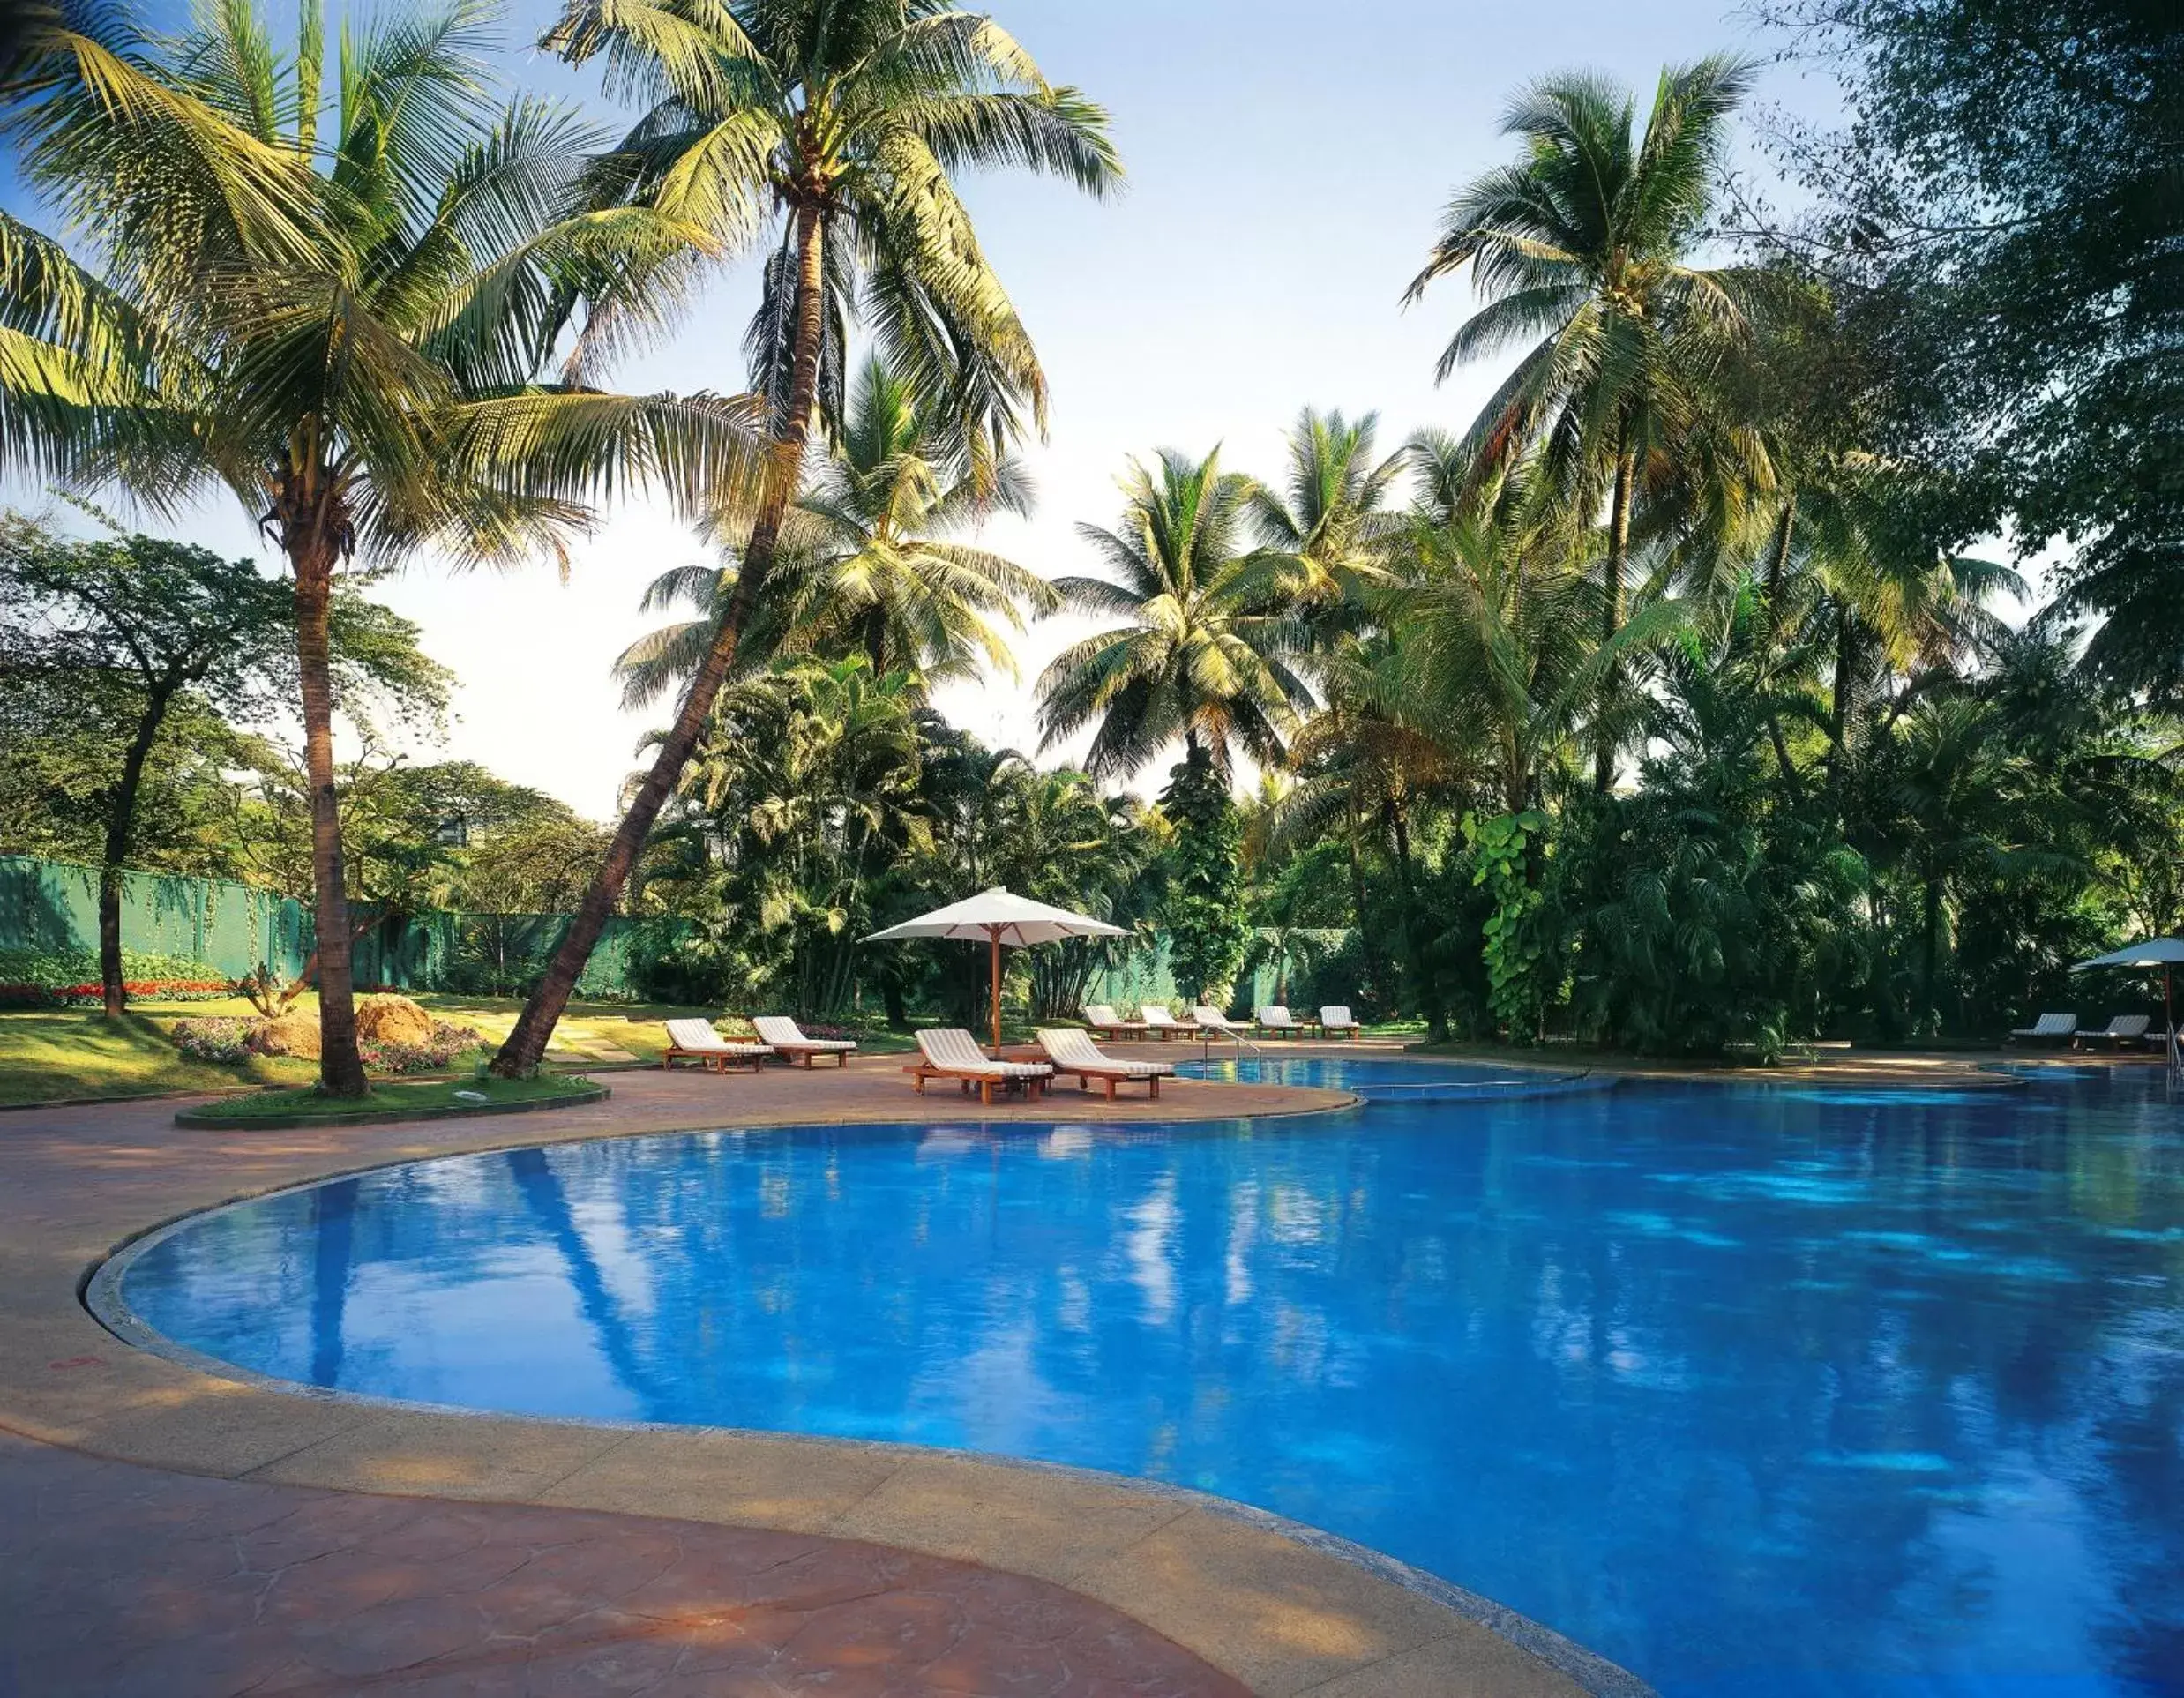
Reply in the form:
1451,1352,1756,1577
494,206,829,1076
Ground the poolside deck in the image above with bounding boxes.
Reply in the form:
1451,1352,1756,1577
0,1055,1629,1698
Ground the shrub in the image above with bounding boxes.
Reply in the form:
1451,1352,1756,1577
360,1021,485,1075
0,946,232,1007
170,1016,267,1065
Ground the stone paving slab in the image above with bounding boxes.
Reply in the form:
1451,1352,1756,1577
0,1054,1621,1697
0,1430,1249,1697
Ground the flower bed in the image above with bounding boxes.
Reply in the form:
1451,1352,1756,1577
0,946,233,1007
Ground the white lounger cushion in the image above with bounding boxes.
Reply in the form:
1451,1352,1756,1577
1139,1006,1183,1027
665,1019,769,1056
1083,1004,1134,1028
2010,1013,2076,1036
1320,1006,1359,1029
917,1028,1051,1077
752,1014,856,1051
2096,1014,2151,1037
1258,1006,1297,1026
1037,1028,1174,1077
1192,1006,1240,1030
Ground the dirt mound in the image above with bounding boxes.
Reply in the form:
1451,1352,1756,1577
355,995,437,1048
257,1011,320,1059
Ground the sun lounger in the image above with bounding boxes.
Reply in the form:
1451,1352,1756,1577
661,1019,771,1073
1192,1005,1245,1039
1319,1005,1362,1038
1256,1005,1306,1036
1036,1028,1175,1099
751,1014,858,1067
1138,1005,1185,1039
1081,1003,1147,1040
2008,1012,2077,1045
909,1028,1053,1104
2075,1014,2151,1049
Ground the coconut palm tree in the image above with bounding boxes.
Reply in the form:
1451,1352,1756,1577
2,0,756,1093
1242,407,1406,620
614,355,1055,707
1037,446,1313,779
1406,56,1773,789
495,0,1119,1075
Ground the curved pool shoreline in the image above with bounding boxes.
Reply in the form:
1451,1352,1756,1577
5,1059,1628,1698
79,1061,2184,1698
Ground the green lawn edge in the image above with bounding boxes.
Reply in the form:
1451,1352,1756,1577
174,1075,608,1131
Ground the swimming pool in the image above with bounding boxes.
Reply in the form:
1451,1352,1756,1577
101,1069,2184,1696
1184,1052,1609,1101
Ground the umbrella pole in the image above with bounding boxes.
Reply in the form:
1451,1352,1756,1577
2168,966,2176,1079
990,928,1002,1058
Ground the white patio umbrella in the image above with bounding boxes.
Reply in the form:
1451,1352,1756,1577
864,887,1128,1056
2071,938,2184,1073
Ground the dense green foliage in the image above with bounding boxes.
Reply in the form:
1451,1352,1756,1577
3,8,2175,1061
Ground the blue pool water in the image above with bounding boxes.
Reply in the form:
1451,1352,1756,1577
1185,1052,1607,1101
109,1068,2184,1696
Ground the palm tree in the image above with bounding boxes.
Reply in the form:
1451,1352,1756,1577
495,0,1119,1075
4,0,754,1093
1381,472,1685,819
614,355,1055,707
1037,447,1313,778
1243,407,1406,618
1406,56,1772,789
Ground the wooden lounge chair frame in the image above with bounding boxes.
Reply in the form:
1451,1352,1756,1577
1319,1005,1363,1039
1037,1028,1174,1100
1081,1003,1148,1041
661,1019,770,1073
751,1014,857,1067
908,1028,1054,1105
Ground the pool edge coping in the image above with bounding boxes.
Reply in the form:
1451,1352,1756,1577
44,1092,1653,1698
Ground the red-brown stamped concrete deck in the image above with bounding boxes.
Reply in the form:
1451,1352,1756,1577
1,1050,1619,1697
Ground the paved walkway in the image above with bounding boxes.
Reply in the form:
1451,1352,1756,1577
1,1051,1626,1697
0,1430,1246,1697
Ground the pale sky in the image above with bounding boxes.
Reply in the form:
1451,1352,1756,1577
5,0,1851,819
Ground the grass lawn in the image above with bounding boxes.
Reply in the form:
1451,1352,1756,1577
183,1073,598,1125
0,1011,316,1106
0,992,928,1107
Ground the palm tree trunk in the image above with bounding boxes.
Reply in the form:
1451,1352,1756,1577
1595,442,1636,794
1765,495,1797,631
1386,800,1444,1040
292,538,368,1096
1827,608,1857,791
1920,868,1943,1037
492,201,830,1077
99,677,177,1016
1343,799,1395,1014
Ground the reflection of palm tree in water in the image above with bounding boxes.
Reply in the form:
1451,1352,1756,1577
309,1179,359,1387
505,1148,669,1417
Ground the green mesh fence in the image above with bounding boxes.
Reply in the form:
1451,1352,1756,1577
0,856,311,980
0,856,666,1000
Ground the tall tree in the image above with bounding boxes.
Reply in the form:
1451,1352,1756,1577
616,355,1054,706
1406,56,1772,789
1757,0,2183,702
494,0,1119,1075
0,512,445,1014
4,0,754,1092
1038,446,1313,779
1244,407,1405,619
